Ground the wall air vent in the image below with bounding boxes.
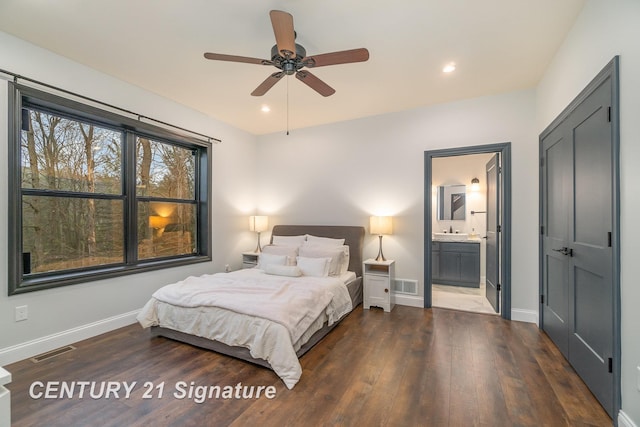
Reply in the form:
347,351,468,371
393,278,418,295
30,345,76,363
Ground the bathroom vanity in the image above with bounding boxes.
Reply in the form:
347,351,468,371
431,240,480,288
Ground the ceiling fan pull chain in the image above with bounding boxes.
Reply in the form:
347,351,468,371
286,75,290,135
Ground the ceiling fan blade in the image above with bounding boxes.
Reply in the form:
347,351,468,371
251,72,285,96
204,52,271,65
295,70,335,97
303,48,370,68
270,10,296,58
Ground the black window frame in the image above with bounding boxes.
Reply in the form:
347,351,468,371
8,83,212,295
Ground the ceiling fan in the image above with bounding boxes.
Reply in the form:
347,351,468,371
204,10,369,97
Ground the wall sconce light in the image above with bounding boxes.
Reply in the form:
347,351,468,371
471,177,480,192
370,216,393,262
249,215,269,253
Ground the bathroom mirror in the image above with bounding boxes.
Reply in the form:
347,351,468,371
437,184,466,220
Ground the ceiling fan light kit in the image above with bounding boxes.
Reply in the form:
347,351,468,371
203,10,369,97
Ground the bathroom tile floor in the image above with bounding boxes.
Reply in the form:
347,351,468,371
432,281,498,315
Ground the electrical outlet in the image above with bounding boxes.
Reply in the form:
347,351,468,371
225,264,230,273
15,305,28,322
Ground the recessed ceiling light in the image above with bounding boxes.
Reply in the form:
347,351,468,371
443,63,456,73
261,105,271,113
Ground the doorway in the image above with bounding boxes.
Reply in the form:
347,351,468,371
424,143,511,319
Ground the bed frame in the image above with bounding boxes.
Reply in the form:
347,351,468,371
150,225,365,369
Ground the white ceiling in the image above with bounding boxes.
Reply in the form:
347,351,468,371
0,0,585,135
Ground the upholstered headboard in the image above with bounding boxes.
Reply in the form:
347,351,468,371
270,225,365,277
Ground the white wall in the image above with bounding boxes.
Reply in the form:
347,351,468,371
256,89,538,321
0,31,258,363
536,0,640,423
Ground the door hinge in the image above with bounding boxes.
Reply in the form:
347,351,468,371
540,225,544,235
608,357,613,373
497,283,501,291
607,106,612,123
540,157,545,167
540,294,544,304
608,232,612,247
497,225,502,233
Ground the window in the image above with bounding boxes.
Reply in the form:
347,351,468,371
8,83,212,294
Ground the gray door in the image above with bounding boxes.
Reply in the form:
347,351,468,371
541,123,571,358
485,154,499,312
541,75,614,416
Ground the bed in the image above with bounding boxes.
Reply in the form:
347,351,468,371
137,225,365,389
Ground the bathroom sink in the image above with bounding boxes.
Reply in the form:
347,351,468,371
433,232,468,241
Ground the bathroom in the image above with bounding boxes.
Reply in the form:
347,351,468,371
431,153,499,315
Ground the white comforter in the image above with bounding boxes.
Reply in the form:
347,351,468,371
137,268,353,389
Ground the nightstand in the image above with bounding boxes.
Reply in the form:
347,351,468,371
242,252,259,269
363,259,395,312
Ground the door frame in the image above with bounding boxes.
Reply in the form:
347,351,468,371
538,56,620,418
424,142,512,319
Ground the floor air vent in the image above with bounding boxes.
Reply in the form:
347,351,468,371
393,279,418,295
31,345,76,363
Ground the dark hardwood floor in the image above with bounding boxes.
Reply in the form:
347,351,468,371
7,306,611,426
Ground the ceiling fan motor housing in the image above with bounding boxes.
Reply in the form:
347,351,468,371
271,43,308,74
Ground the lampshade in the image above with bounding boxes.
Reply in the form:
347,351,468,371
370,216,393,235
149,215,169,229
249,215,268,233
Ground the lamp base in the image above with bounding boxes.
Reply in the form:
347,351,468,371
375,234,386,262
254,231,262,253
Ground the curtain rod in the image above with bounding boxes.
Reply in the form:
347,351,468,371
0,68,222,144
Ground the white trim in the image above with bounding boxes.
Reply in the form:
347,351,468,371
394,295,542,320
619,410,638,427
0,310,140,366
393,294,424,308
510,308,538,325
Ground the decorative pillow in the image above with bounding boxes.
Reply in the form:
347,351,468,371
264,264,302,277
298,245,348,276
338,245,350,274
305,235,345,247
257,253,287,270
261,245,299,266
271,235,306,246
296,256,331,277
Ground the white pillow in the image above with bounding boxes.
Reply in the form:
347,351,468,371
298,245,347,276
264,264,302,277
261,245,299,266
338,245,350,274
257,253,287,270
305,235,345,247
296,256,330,277
271,235,306,246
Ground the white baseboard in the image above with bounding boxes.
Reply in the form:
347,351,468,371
619,410,638,427
510,308,538,325
391,294,542,322
0,310,140,366
393,294,424,308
